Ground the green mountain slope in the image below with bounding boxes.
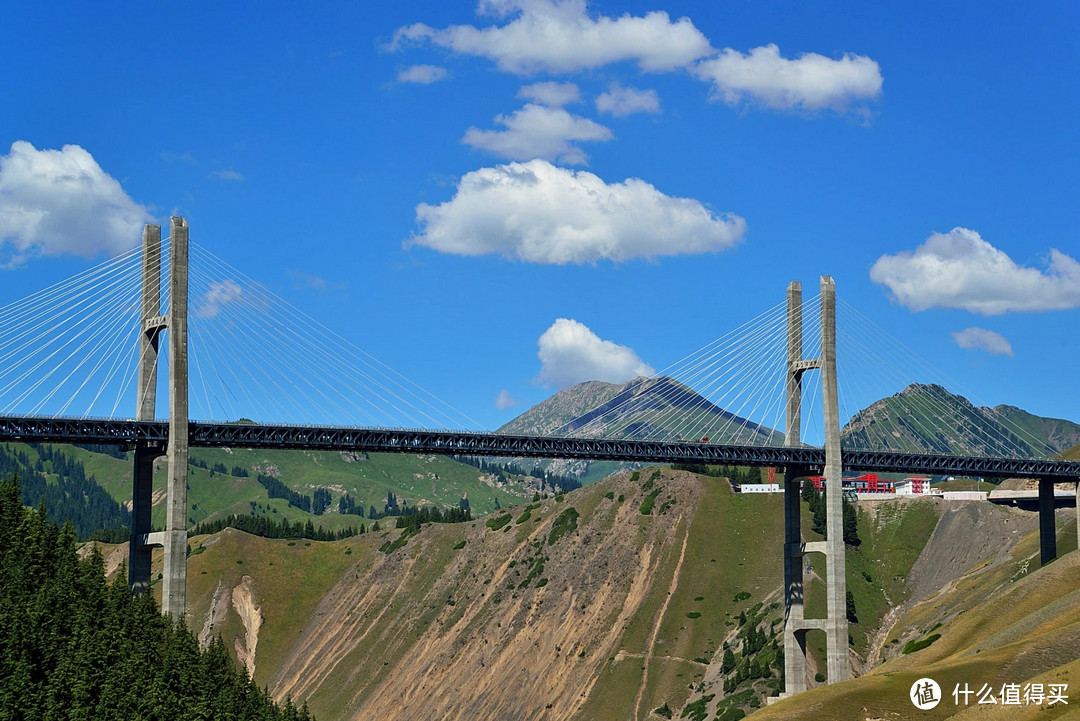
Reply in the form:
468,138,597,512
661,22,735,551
754,511,1080,721
842,383,1079,457
145,468,1045,721
173,468,789,720
14,443,534,536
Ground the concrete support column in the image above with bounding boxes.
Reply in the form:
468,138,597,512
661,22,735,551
162,217,189,619
136,224,162,421
820,276,849,684
783,465,808,694
129,444,156,593
782,281,812,696
1076,481,1079,554
130,224,166,593
785,282,803,446
1038,479,1057,566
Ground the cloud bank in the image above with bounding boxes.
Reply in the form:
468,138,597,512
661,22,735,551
462,104,613,164
195,279,243,319
409,159,746,264
390,4,882,116
536,318,653,388
0,141,151,267
390,0,714,74
694,44,882,112
595,83,660,116
518,81,580,107
397,64,449,84
870,227,1080,315
952,327,1014,356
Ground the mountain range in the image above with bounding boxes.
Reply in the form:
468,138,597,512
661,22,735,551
841,382,1080,457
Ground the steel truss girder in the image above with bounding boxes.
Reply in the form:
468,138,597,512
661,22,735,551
0,415,1075,481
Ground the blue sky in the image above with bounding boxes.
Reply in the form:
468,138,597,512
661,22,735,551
2,1,1078,431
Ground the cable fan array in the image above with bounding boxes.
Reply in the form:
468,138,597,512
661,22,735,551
834,299,1057,459
0,240,480,430
0,247,148,418
185,243,481,430
0,240,1061,461
551,292,1058,460
555,295,824,447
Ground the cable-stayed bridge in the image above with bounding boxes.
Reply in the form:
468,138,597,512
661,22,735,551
0,217,1076,697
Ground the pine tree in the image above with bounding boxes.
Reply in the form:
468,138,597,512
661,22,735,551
842,497,860,546
721,647,736,674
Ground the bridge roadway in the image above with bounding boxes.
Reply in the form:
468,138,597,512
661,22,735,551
0,415,1077,481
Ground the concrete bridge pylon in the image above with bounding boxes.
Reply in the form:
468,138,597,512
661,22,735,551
781,276,850,696
128,217,189,620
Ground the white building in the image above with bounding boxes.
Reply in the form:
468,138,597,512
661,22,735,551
740,483,781,493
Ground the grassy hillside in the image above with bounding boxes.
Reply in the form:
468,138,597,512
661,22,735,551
22,442,532,533
753,508,1080,720
174,468,799,720
993,405,1080,456
89,464,1079,720
171,469,1012,721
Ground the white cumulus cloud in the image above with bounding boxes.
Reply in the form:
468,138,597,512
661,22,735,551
389,0,713,74
694,44,882,112
952,327,1014,356
595,82,660,116
517,81,580,107
408,159,746,265
536,318,653,388
0,141,151,267
462,104,613,164
870,227,1080,315
195,279,243,319
397,64,449,84
494,389,519,409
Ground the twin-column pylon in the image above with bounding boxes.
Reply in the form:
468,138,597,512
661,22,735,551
129,217,189,620
781,277,849,695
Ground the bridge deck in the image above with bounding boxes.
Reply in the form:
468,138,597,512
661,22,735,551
0,416,1076,481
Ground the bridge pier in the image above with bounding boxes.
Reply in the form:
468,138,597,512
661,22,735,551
129,443,158,592
1039,479,1057,565
130,224,166,593
780,278,849,696
819,277,849,685
782,465,810,693
128,218,189,621
161,216,189,619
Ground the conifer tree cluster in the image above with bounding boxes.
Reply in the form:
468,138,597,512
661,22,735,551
0,475,314,720
0,443,130,543
190,514,362,542
800,481,860,545
255,474,312,513
451,456,582,493
393,504,471,531
670,463,764,485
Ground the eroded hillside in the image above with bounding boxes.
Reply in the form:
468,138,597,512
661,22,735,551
181,468,790,720
114,471,1079,721
755,501,1079,721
